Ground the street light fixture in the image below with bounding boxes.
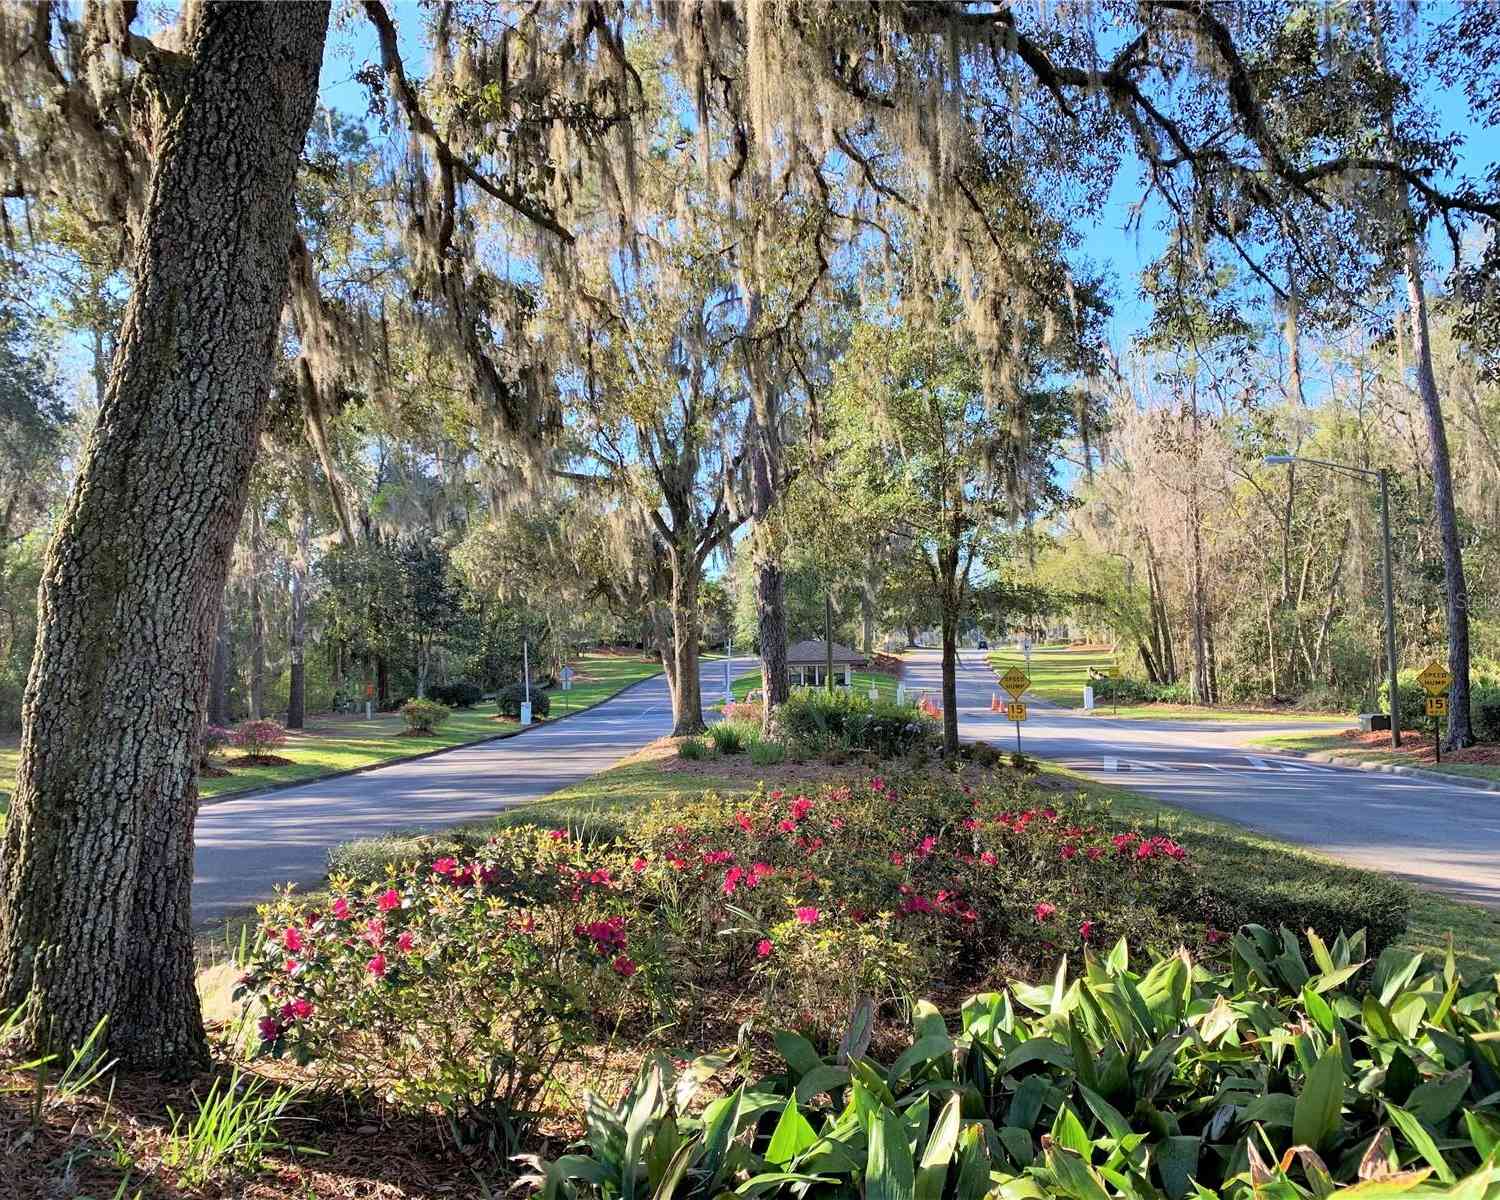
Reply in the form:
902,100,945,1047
1263,454,1400,748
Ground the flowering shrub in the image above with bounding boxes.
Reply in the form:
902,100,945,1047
230,719,287,758
718,700,762,722
200,724,232,767
399,698,450,734
776,688,938,757
238,828,638,1152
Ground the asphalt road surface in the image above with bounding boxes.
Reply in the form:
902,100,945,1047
901,648,1500,909
192,657,752,923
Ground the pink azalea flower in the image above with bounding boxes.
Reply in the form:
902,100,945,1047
1060,844,1078,860
631,857,648,872
397,931,415,952
282,926,304,953
979,851,998,866
366,953,387,978
734,812,754,832
281,997,313,1021
890,852,905,866
1086,846,1105,861
1206,927,1228,945
722,866,745,896
331,897,352,921
1079,919,1094,942
377,888,401,911
363,918,385,947
795,906,820,924
777,819,796,833
432,857,457,877
756,938,774,958
1033,902,1057,923
549,828,568,841
258,1015,283,1042
612,955,637,977
830,817,845,831
789,796,813,822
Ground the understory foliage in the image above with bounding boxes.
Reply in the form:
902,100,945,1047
528,929,1500,1200
775,689,941,758
399,698,450,735
239,770,1411,1150
229,720,288,758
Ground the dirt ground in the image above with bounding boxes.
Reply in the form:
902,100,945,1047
1336,726,1500,766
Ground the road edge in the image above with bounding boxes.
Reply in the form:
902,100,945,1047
197,665,666,808
1274,747,1500,795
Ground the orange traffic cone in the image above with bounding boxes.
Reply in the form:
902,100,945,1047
991,692,1000,712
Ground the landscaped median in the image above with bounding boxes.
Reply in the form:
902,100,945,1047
204,737,1500,1197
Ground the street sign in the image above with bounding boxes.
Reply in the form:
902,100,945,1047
1426,696,1449,717
1417,660,1452,695
1006,702,1027,722
561,665,575,691
1000,667,1030,699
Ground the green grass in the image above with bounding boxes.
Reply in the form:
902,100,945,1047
726,668,901,704
1085,704,1349,724
1040,762,1500,978
1250,730,1500,785
986,645,1114,706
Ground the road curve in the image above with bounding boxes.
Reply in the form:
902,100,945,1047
901,648,1500,910
192,658,752,923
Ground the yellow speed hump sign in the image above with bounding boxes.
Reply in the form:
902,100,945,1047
1006,702,1027,722
999,667,1030,699
1417,660,1452,695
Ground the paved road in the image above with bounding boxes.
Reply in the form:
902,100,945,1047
192,658,752,923
901,649,1500,909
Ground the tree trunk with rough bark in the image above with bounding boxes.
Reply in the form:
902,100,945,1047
248,502,267,720
0,1,328,1069
668,553,705,736
207,603,230,727
287,507,310,730
745,372,789,728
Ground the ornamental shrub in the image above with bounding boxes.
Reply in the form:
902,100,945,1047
427,680,484,708
534,927,1500,1200
230,719,287,758
777,687,938,757
496,682,551,720
400,698,451,734
200,724,232,767
239,829,633,1153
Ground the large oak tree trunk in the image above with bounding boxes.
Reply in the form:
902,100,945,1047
0,1,329,1068
745,371,789,729
668,554,705,736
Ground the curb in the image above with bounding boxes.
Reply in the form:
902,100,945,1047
198,666,666,807
1276,747,1500,795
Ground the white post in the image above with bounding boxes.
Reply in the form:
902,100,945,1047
520,640,533,726
1083,685,1095,711
365,700,372,721
896,683,906,706
725,634,732,704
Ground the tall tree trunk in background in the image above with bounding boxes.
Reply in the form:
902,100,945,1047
668,550,705,735
287,507,310,730
207,603,230,727
248,504,267,720
1369,7,1473,747
745,369,789,730
0,1,328,1067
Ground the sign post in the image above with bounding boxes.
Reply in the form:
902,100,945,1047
999,667,1031,753
1417,659,1452,763
520,640,533,727
1108,662,1121,715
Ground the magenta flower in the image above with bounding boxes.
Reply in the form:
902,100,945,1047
366,953,387,978
432,857,457,877
331,897,352,921
1079,919,1094,942
795,906,820,924
756,938,774,958
548,828,568,841
397,931,415,953
282,925,304,953
258,1015,283,1042
612,955,638,977
1033,902,1057,923
377,888,400,911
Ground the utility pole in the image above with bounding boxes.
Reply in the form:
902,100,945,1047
825,590,834,692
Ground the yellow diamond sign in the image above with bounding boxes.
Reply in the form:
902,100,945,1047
1416,660,1452,695
999,667,1030,699
1426,696,1449,717
1006,702,1027,722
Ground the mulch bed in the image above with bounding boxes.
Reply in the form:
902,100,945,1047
224,754,296,768
1335,726,1500,766
201,764,233,778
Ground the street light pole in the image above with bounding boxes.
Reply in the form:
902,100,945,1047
1378,468,1401,748
1265,454,1400,748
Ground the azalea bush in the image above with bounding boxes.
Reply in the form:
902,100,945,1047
230,719,287,758
200,723,232,768
238,828,639,1153
399,697,450,734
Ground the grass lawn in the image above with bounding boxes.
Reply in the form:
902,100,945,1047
726,667,902,704
1250,729,1500,785
1086,704,1349,724
986,644,1113,705
1037,762,1500,978
0,652,662,821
